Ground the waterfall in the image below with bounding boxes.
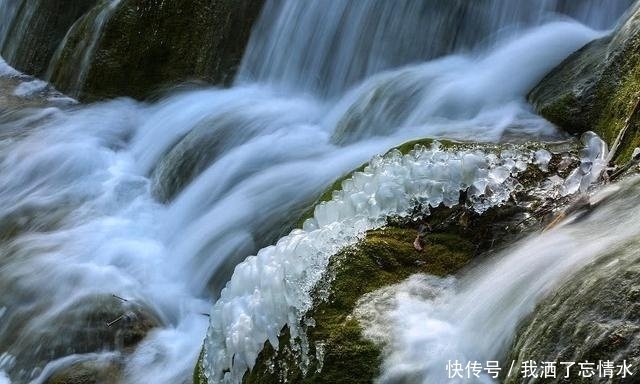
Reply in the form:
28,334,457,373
45,0,122,98
0,0,32,64
0,0,22,51
0,1,635,384
237,0,633,98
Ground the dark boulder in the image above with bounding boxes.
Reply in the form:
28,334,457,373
47,0,264,100
529,2,640,162
0,293,160,383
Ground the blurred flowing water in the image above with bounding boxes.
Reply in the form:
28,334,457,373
237,0,632,98
0,1,634,383
356,177,640,383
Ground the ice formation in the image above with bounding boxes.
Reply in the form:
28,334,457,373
561,132,608,195
203,142,553,383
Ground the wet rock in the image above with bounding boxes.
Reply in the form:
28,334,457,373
0,73,76,130
44,358,122,384
504,239,640,384
242,225,474,384
0,294,160,383
529,1,640,163
151,111,269,202
330,70,425,145
47,0,264,100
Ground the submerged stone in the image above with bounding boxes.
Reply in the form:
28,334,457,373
0,293,160,383
44,358,122,384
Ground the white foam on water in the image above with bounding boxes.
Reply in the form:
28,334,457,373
0,57,20,77
0,0,632,383
0,371,10,384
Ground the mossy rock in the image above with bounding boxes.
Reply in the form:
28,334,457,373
240,189,564,384
195,138,584,383
295,139,469,228
194,348,207,384
194,197,537,383
242,225,474,384
44,358,122,384
529,2,640,163
47,0,264,100
296,138,579,229
504,241,640,384
0,293,161,383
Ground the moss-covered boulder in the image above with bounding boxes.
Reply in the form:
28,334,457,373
0,293,160,383
0,0,98,78
47,0,264,100
195,137,592,383
504,237,640,384
44,358,122,384
529,1,640,163
246,226,473,383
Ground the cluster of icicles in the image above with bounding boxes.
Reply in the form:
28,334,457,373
203,135,606,383
202,142,546,382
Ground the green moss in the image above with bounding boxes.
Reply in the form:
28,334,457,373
194,348,206,384
243,224,475,384
593,53,640,163
538,93,578,128
47,0,264,100
530,9,640,165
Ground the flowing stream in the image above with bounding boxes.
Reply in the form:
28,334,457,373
0,1,635,383
355,179,638,383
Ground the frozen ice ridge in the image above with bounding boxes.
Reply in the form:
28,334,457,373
561,132,608,196
202,141,552,383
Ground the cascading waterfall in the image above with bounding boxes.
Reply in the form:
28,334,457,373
237,0,633,98
44,0,122,98
0,1,635,384
0,0,34,64
0,1,22,51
